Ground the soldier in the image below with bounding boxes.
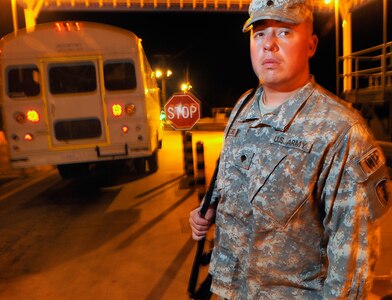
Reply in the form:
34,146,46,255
189,0,392,299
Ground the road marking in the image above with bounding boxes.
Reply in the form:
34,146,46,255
0,169,58,202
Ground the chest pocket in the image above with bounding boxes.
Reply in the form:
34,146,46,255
250,146,312,229
249,149,287,200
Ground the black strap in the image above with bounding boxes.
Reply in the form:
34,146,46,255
187,88,256,300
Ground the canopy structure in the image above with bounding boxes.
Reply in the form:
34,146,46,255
10,0,389,95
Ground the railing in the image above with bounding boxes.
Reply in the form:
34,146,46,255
338,41,392,94
39,0,248,11
36,0,335,11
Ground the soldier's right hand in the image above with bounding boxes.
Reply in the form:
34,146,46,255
189,206,216,241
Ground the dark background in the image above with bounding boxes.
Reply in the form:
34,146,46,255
0,1,391,115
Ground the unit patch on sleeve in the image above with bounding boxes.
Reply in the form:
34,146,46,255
359,148,385,177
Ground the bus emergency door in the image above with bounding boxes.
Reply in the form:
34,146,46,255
41,57,109,149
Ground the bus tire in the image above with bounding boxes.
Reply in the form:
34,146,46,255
57,163,89,179
134,157,146,173
147,149,158,173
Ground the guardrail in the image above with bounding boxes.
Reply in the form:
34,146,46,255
338,42,392,92
37,0,335,11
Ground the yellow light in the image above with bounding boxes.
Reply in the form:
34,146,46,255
27,110,39,123
112,104,122,117
24,133,33,141
324,0,332,4
166,70,173,77
181,82,192,92
155,69,163,78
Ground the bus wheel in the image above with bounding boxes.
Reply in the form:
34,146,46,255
134,157,146,173
147,150,158,173
57,163,89,179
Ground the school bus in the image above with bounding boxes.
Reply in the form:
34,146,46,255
0,21,163,178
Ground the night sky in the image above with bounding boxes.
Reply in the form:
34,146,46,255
0,1,391,116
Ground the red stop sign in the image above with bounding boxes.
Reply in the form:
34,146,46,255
164,93,201,130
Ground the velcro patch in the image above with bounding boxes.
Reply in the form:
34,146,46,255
347,148,386,183
359,148,384,177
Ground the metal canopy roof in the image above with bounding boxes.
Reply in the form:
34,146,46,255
16,0,375,13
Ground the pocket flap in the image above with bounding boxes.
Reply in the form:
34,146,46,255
250,151,287,202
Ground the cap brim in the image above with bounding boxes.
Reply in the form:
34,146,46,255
242,5,312,32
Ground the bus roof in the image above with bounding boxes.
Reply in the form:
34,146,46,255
0,21,141,60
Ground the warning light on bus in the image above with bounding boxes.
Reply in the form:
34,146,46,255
122,126,129,134
54,22,81,32
24,133,33,141
27,110,40,123
112,104,122,117
125,103,136,115
14,112,26,124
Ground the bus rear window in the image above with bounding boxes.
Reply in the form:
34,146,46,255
7,66,40,98
49,63,96,94
104,62,136,91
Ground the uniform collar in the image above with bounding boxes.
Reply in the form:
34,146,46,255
238,78,316,131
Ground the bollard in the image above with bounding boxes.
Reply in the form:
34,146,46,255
196,141,206,202
181,131,195,188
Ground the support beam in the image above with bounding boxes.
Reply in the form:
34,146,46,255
11,0,19,33
342,11,352,92
21,0,45,31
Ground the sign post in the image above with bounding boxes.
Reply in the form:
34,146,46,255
164,93,201,130
165,93,201,188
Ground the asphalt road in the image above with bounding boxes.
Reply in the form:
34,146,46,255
0,130,391,299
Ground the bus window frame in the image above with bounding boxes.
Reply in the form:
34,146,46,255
103,59,137,92
6,64,41,99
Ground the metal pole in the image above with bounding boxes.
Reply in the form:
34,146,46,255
382,0,387,90
161,76,167,106
11,0,19,34
335,0,340,96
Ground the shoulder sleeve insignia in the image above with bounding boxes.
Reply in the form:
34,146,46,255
359,148,384,177
347,148,386,183
370,178,392,221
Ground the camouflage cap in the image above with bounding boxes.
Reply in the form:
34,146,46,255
243,0,314,32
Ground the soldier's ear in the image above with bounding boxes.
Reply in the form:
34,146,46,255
308,34,318,58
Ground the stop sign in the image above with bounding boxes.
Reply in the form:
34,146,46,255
164,93,201,130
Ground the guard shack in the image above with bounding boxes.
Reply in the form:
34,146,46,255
337,0,392,163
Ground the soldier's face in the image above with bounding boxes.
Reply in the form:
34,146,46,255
250,19,318,91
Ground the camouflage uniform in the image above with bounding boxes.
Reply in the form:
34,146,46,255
209,78,391,299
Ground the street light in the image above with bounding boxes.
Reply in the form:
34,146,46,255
154,68,172,107
181,82,192,92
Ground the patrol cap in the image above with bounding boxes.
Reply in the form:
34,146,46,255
243,0,314,32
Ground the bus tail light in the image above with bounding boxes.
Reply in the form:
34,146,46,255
14,110,40,123
14,112,26,124
24,133,33,141
27,110,40,123
112,104,122,117
122,126,129,134
125,103,136,115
